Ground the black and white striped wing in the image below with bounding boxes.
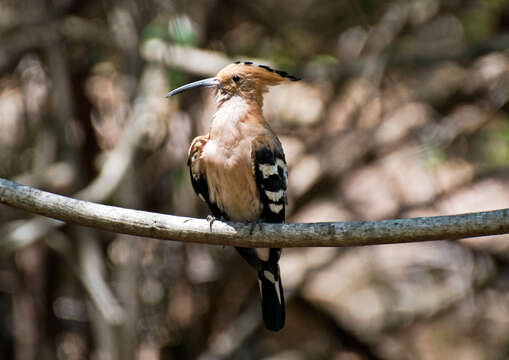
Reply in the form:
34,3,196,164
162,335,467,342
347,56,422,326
252,144,287,223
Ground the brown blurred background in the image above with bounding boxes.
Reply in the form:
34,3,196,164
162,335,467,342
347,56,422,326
1,0,509,359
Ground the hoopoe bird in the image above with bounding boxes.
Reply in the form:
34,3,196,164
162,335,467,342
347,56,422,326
166,61,299,331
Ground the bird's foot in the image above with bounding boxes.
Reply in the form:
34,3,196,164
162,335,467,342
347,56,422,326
248,219,264,235
207,215,216,232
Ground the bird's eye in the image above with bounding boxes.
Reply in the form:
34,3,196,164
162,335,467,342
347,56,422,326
232,75,240,83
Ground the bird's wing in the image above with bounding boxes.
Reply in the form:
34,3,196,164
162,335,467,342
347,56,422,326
187,135,224,219
249,136,288,331
251,135,287,223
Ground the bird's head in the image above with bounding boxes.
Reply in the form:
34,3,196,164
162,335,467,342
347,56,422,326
166,61,300,106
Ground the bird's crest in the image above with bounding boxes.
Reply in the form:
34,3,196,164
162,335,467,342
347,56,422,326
216,61,300,86
232,61,300,82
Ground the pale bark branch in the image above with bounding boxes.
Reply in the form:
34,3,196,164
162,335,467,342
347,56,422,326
1,177,509,248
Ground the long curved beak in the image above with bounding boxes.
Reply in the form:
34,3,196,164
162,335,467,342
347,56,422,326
166,77,220,97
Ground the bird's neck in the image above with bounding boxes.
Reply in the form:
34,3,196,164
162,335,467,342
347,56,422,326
209,95,264,145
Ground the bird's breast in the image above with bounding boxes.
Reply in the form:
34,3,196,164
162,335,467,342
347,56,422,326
202,138,262,221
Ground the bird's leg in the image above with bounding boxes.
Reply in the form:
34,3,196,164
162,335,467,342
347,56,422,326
248,219,264,235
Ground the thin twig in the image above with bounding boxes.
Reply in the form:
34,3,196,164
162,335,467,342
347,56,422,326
1,177,508,248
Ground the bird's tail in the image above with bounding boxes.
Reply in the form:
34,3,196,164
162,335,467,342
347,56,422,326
258,260,285,331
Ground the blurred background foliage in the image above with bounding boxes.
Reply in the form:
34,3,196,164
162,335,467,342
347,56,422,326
1,0,509,359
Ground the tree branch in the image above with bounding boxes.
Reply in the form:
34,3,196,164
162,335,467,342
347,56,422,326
1,177,508,248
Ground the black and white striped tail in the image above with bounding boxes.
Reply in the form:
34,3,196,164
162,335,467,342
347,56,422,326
258,260,285,331
235,247,285,331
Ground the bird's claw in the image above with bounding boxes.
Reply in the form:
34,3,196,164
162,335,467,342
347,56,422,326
248,219,263,235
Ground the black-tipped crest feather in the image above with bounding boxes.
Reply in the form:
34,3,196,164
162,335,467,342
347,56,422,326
232,61,301,81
